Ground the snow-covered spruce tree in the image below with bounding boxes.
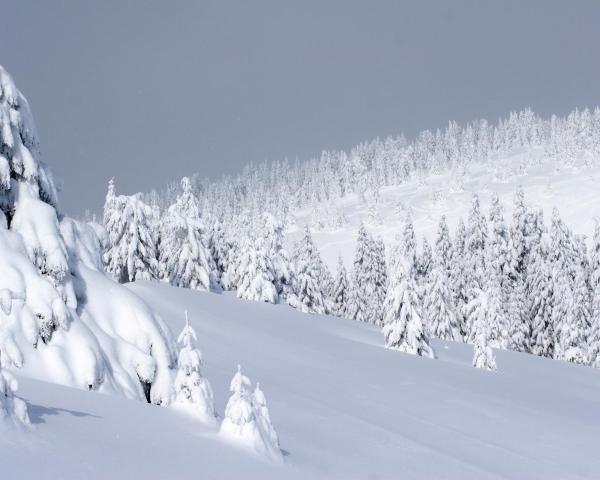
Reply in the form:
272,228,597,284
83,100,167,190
290,226,326,314
449,217,468,338
252,382,280,451
235,232,278,303
434,215,453,276
173,312,216,423
331,255,351,317
466,289,497,371
401,212,418,275
505,188,532,353
368,237,388,325
382,258,435,358
0,65,176,405
349,223,373,322
425,263,461,341
416,236,433,285
588,218,600,367
487,193,522,350
220,365,282,462
464,194,487,293
159,177,216,291
261,213,293,300
526,232,555,357
0,349,30,427
553,266,589,364
0,65,78,346
103,180,159,283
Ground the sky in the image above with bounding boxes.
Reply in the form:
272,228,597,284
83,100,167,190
1,0,599,216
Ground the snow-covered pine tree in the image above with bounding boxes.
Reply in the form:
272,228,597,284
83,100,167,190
173,312,216,423
527,231,554,357
588,218,600,367
290,226,326,314
425,263,461,341
450,217,468,338
554,266,589,364
487,193,514,349
261,213,293,300
382,258,435,358
466,289,497,371
402,212,418,275
220,365,282,462
434,215,453,276
0,66,81,347
367,237,388,325
103,180,159,283
0,349,30,426
416,236,433,285
349,223,373,322
235,232,279,303
464,194,487,293
331,255,351,317
158,177,216,291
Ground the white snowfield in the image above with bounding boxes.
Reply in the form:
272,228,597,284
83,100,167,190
3,281,598,480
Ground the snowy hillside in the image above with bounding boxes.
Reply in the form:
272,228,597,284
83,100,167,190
2,283,599,479
291,153,600,270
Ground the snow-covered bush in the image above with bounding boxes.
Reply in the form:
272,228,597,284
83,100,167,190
0,350,30,427
220,365,282,463
172,312,216,423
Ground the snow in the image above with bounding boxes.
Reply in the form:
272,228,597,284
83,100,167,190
3,282,598,479
289,153,600,271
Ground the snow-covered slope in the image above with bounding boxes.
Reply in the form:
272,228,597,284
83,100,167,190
290,152,600,270
3,282,598,479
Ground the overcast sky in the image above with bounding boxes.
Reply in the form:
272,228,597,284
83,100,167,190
1,0,599,215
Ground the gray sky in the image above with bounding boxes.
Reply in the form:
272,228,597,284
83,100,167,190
1,1,599,215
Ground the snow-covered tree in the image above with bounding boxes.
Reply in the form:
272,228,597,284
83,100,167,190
527,234,554,357
434,215,453,276
173,312,216,423
0,349,30,427
401,213,418,274
425,264,461,341
553,266,589,364
290,226,326,314
368,237,388,325
466,289,497,371
417,237,433,284
382,258,435,358
220,365,282,462
464,194,487,292
159,177,216,291
103,180,158,283
588,218,600,367
331,255,351,317
261,213,293,299
0,65,176,406
349,224,372,322
235,233,278,303
450,218,468,338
